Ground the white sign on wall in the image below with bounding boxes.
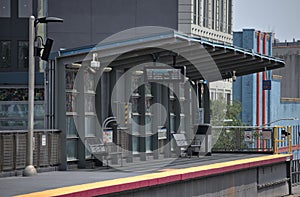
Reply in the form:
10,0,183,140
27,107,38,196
41,134,47,146
158,128,167,140
103,130,113,144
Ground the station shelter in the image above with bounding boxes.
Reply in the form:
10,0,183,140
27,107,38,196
49,30,285,169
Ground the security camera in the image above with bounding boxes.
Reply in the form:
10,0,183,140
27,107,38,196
91,53,100,68
232,70,236,82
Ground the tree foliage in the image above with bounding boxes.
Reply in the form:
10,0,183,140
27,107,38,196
210,99,244,150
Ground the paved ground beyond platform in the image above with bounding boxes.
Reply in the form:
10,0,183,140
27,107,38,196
0,153,291,197
285,185,300,197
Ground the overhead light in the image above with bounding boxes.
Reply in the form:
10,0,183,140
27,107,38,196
66,63,81,68
134,70,144,75
34,16,64,27
103,67,112,72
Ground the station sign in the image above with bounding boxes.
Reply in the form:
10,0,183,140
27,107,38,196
263,80,271,90
158,127,167,140
262,129,272,140
144,66,185,82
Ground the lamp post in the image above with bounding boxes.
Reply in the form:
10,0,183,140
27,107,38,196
262,117,298,127
24,16,63,176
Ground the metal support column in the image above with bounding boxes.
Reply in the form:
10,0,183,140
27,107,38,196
162,84,171,158
138,84,146,161
151,82,159,159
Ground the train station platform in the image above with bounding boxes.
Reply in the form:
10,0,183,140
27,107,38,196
0,153,293,197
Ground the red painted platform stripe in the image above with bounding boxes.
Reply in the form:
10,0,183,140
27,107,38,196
181,157,288,180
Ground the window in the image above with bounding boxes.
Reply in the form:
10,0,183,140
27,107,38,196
180,114,185,132
132,75,141,94
132,136,139,154
226,93,231,105
85,95,95,113
18,41,29,68
193,0,197,24
66,93,75,112
66,68,78,90
170,115,175,133
0,0,10,17
145,115,151,132
210,91,216,100
18,0,32,18
179,83,185,99
211,0,215,30
67,140,78,160
145,83,151,95
227,0,232,33
146,136,151,153
218,0,224,32
85,116,96,137
0,41,11,68
145,98,151,113
84,71,95,92
66,117,77,137
202,0,208,27
132,115,139,134
131,98,139,112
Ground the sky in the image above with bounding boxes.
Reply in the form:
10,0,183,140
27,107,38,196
233,0,300,42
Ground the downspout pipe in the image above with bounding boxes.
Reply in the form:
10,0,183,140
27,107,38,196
256,31,261,149
262,33,267,148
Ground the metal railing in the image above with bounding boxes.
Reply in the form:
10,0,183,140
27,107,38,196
211,126,292,154
292,159,300,186
0,129,61,172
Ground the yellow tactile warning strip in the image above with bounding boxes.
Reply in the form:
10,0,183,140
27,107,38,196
14,154,291,197
158,168,177,172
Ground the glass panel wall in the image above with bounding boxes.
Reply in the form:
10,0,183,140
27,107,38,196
65,66,79,161
18,41,29,68
0,0,10,17
0,88,44,129
18,0,32,18
0,41,11,68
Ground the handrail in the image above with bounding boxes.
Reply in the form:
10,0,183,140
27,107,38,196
0,129,60,134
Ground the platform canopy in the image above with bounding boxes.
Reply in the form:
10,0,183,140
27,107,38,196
54,30,285,82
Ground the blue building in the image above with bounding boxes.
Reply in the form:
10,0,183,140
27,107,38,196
233,29,300,156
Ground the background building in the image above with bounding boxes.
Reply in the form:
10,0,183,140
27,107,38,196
0,0,47,130
273,40,300,99
272,40,300,158
233,29,273,126
47,0,233,51
233,29,300,156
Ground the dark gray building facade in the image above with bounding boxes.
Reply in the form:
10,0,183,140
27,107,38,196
0,0,46,130
273,41,300,99
48,0,178,51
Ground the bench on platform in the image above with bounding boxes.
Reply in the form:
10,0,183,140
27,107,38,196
88,143,109,168
87,138,126,168
173,133,201,157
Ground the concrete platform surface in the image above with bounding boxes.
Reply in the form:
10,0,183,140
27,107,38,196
0,153,289,197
